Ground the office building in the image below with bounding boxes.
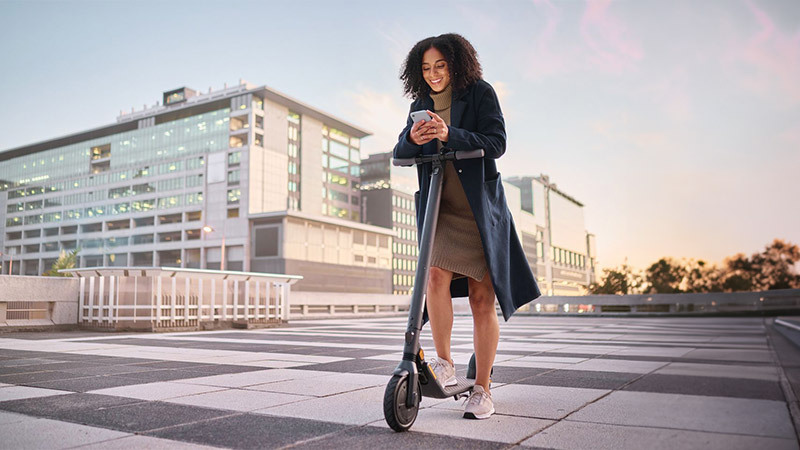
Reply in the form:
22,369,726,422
0,81,393,293
360,152,598,296
506,175,598,296
360,152,418,294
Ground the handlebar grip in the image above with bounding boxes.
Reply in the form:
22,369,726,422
454,149,485,160
393,158,417,167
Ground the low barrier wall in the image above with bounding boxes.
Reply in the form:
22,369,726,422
520,289,800,316
289,291,410,319
0,275,79,328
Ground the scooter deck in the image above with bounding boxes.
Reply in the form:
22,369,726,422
420,375,475,399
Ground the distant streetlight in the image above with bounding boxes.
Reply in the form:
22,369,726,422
202,225,226,271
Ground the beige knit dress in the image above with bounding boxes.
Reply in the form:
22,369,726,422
428,84,488,282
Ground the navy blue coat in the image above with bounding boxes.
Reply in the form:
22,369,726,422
393,80,541,321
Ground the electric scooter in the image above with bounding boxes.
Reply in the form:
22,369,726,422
383,148,488,432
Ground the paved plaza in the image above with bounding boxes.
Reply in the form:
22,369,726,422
0,315,798,449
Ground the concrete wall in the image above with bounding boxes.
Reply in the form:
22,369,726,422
0,275,79,327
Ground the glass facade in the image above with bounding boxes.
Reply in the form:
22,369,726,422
321,126,361,221
1,84,373,280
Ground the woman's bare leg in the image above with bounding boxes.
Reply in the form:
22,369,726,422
426,266,454,363
468,273,499,392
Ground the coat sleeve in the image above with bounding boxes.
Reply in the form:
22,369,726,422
394,104,423,159
445,82,507,159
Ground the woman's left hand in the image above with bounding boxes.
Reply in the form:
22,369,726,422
425,110,449,143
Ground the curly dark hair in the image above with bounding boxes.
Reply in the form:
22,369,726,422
400,33,483,99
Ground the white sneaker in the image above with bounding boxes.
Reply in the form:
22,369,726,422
429,356,457,387
463,384,494,419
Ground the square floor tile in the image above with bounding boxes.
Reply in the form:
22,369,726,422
147,412,347,449
568,390,796,438
0,415,130,448
432,384,609,420
87,381,227,401
182,368,326,388
372,407,554,444
165,388,311,412
521,420,798,450
0,385,72,402
248,372,387,397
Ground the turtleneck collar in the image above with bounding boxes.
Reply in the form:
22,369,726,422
430,83,453,112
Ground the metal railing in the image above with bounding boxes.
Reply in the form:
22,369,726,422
61,267,302,330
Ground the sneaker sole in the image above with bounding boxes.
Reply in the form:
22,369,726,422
463,406,495,420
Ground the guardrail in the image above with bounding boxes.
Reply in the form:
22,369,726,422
289,292,410,319
520,289,800,316
61,267,302,331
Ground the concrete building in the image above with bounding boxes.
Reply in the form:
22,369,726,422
359,151,597,296
506,175,597,296
360,152,419,294
0,81,393,293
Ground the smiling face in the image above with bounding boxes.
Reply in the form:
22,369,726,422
421,46,450,93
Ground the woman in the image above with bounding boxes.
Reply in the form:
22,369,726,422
393,33,541,420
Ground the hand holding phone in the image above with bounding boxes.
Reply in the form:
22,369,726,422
410,110,432,123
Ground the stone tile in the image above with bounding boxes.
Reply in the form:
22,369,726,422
22,375,150,393
66,401,233,433
165,388,311,412
623,374,784,400
87,381,227,401
299,358,402,374
371,407,554,444
654,362,778,381
521,420,799,450
568,391,796,438
682,348,774,363
0,385,72,402
0,370,89,384
254,385,442,425
62,364,156,376
248,372,387,397
181,368,327,388
568,358,668,374
0,415,131,448
0,393,144,419
147,413,347,449
610,346,695,358
106,369,215,382
0,410,37,425
516,370,641,390
486,366,550,384
294,425,506,450
433,384,609,420
0,357,53,367
72,434,218,449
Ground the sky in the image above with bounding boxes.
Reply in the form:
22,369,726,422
0,0,798,271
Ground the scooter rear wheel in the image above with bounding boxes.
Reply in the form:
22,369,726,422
383,374,419,432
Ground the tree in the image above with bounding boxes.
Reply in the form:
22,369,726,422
644,258,684,293
750,239,800,290
590,263,643,295
43,249,79,277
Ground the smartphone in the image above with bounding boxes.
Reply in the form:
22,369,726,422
410,110,432,123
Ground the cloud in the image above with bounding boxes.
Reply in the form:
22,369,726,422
729,0,800,104
526,0,643,80
341,86,410,156
580,0,644,74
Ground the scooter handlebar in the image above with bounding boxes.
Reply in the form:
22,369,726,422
454,149,485,160
392,149,485,167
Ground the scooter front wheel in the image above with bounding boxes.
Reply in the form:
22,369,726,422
383,374,419,432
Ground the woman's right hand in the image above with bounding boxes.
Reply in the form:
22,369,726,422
408,119,436,146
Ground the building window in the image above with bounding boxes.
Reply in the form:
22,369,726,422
227,188,241,204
